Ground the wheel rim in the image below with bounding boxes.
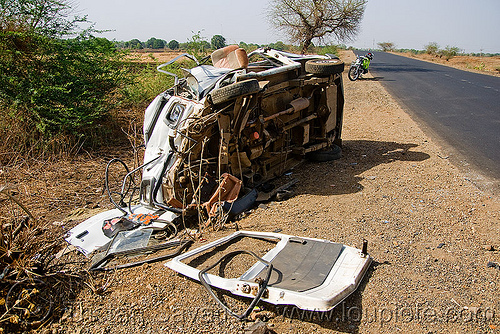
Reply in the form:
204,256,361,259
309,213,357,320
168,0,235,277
349,66,359,80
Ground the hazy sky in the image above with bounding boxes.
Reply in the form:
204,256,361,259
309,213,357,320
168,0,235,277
75,0,500,53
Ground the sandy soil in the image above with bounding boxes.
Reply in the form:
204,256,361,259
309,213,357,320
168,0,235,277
391,51,500,77
128,50,184,63
2,51,499,334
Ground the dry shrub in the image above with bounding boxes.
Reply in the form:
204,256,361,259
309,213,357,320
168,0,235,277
0,117,78,166
0,186,90,332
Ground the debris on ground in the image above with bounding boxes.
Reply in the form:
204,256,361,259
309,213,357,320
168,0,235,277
482,244,495,251
3,46,358,330
0,186,89,332
244,319,275,334
165,231,371,319
249,307,276,321
66,47,346,254
487,261,500,270
3,49,499,333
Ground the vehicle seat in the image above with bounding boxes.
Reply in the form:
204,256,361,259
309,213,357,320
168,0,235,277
211,45,249,69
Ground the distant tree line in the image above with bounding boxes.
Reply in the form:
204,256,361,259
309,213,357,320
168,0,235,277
372,41,499,60
115,34,345,56
117,37,170,50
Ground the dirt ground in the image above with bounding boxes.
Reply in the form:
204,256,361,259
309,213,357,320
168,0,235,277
2,50,500,333
129,50,184,63
392,51,500,77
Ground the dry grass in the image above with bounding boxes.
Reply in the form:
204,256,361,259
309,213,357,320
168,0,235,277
126,50,184,64
0,113,143,332
1,49,497,333
0,45,177,332
393,51,500,76
0,185,84,330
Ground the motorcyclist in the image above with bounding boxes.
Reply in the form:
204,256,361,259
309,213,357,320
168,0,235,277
360,52,373,74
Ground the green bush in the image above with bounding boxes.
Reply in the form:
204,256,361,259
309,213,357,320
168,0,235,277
211,35,226,50
119,62,180,107
440,46,460,61
168,39,179,50
0,31,129,136
317,44,339,56
474,62,486,71
186,31,210,59
424,42,439,55
267,41,286,51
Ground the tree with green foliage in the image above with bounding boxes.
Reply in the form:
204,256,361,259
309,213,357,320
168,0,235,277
378,41,395,51
440,46,460,61
187,31,209,58
145,37,156,49
211,35,226,49
145,37,166,49
424,42,439,55
268,41,285,51
168,39,179,49
0,0,129,156
124,38,143,49
267,0,367,54
239,42,260,52
0,0,85,37
156,39,166,49
317,44,339,56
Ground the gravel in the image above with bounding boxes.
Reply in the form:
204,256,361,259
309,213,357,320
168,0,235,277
7,51,499,334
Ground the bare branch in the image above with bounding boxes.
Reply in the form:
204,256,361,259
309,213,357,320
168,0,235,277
268,0,367,53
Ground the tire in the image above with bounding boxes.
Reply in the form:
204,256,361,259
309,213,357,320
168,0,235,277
325,53,340,60
306,144,342,162
348,65,360,81
210,79,260,105
305,59,344,76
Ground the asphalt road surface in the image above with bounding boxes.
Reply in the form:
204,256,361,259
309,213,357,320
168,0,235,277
353,51,500,183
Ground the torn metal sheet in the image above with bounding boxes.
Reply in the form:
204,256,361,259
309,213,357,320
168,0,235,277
65,206,178,256
204,173,242,217
90,238,191,271
165,231,371,312
107,228,153,254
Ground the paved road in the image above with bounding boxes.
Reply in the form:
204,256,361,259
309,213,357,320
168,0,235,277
353,51,500,181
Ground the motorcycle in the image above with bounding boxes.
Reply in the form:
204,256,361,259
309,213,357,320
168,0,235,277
348,55,366,81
